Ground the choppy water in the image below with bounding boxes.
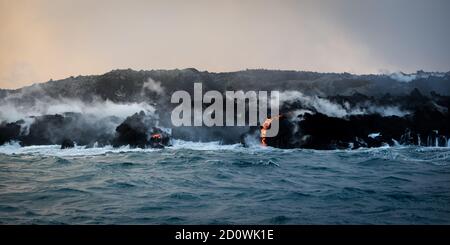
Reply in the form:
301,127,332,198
0,141,449,224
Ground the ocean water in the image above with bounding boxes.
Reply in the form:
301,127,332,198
0,141,449,224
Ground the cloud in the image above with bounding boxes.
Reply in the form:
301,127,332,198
279,90,409,118
142,77,164,95
389,72,417,82
0,84,156,123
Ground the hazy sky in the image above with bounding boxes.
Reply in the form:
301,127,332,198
1,0,449,89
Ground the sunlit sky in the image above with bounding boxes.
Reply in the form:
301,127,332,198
1,0,449,89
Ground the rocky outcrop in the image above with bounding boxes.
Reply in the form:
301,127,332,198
60,138,75,149
0,111,171,149
1,67,449,150
243,90,450,150
0,121,21,145
17,113,119,147
112,111,171,148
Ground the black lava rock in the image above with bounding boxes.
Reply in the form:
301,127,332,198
60,138,75,149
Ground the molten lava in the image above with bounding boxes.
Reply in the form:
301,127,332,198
151,133,162,139
261,115,281,146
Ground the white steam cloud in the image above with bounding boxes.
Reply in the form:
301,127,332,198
142,77,164,95
0,98,156,123
387,71,446,83
389,72,417,83
0,83,159,139
0,82,158,123
279,90,409,118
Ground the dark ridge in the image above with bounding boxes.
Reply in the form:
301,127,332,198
1,69,449,150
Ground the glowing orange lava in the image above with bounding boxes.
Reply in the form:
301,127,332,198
151,133,162,139
261,115,281,146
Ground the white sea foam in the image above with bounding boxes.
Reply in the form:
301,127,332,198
0,140,250,156
368,133,381,139
0,142,160,157
168,139,243,151
2,139,447,157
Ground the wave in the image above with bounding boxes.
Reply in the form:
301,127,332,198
0,141,160,157
0,140,253,156
0,140,449,161
168,139,243,151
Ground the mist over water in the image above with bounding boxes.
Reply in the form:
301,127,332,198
0,142,449,224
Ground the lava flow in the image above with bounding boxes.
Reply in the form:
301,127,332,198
151,133,162,139
261,115,281,146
